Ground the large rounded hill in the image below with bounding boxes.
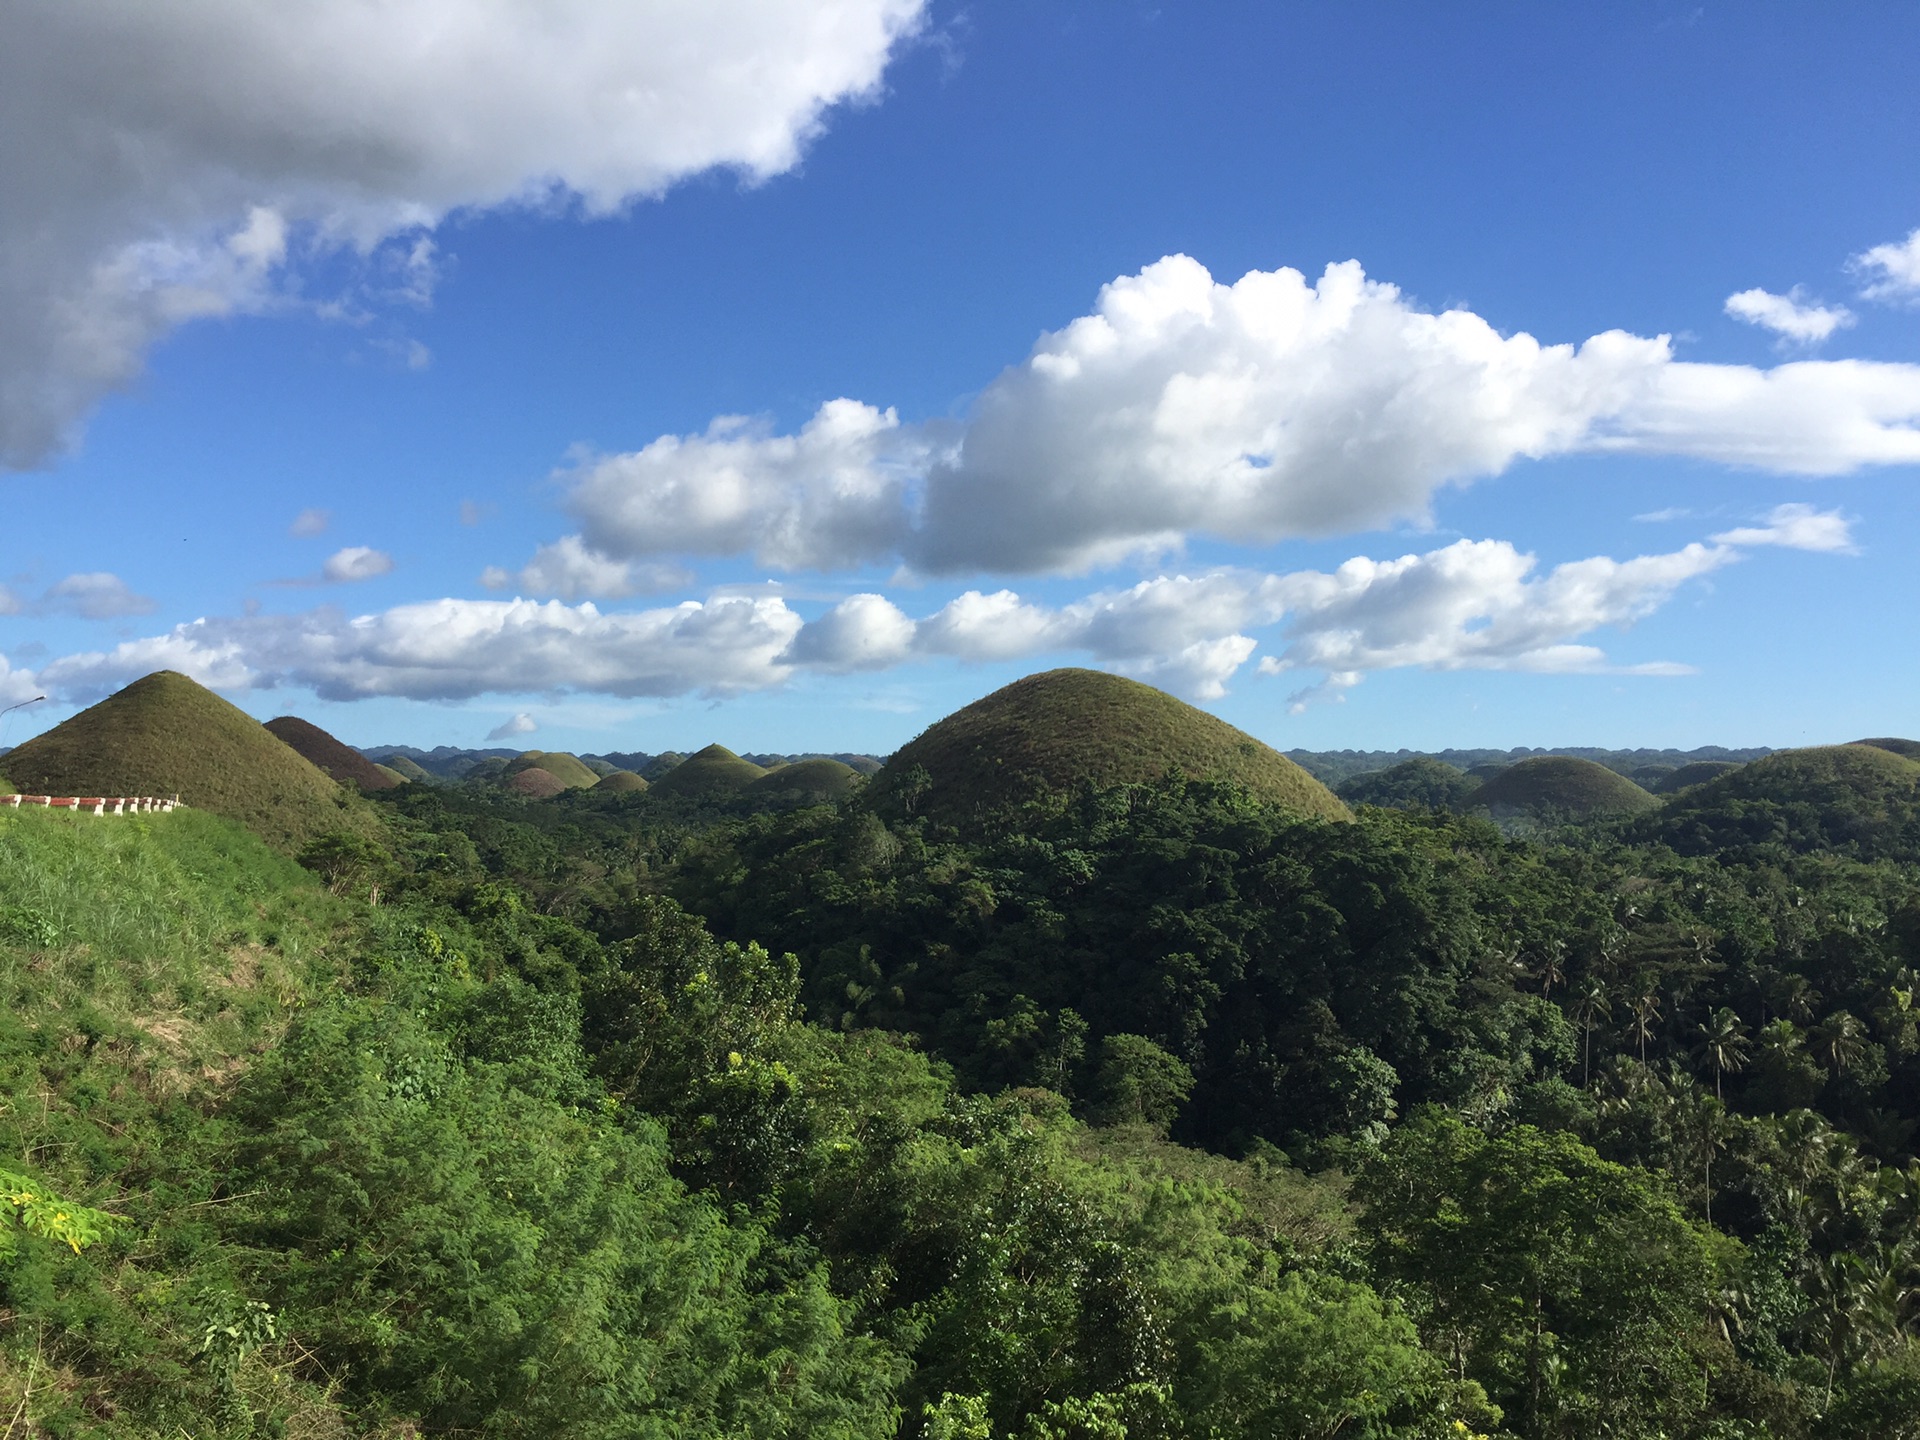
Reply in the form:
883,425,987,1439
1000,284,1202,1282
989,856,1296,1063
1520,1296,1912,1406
265,715,397,791
1644,743,1920,858
0,671,380,851
868,669,1348,827
1471,756,1658,821
647,744,768,801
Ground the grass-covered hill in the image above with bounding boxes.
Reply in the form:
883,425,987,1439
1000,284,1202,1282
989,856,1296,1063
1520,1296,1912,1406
868,668,1349,828
647,743,768,801
0,671,380,852
1855,736,1920,760
1470,755,1661,820
592,769,649,794
380,753,435,784
1644,742,1920,858
506,766,567,799
1658,759,1744,793
744,756,862,809
264,715,398,791
505,750,600,790
1335,757,1479,811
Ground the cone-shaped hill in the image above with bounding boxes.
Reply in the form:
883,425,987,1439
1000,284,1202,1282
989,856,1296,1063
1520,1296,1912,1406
505,751,599,790
647,744,768,801
383,754,434,784
506,767,567,800
0,671,380,851
868,669,1348,827
745,757,862,809
593,770,649,794
1471,756,1659,820
1657,760,1744,794
265,716,398,791
1644,744,1920,858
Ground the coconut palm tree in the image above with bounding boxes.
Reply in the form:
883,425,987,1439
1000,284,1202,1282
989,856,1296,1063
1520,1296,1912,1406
1628,987,1663,1065
1811,1011,1869,1078
1568,976,1611,1086
1693,1006,1751,1100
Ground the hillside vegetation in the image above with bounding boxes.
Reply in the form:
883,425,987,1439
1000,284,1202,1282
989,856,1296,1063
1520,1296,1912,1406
1337,757,1480,811
1659,760,1744,793
868,668,1349,828
0,672,381,852
593,769,649,793
1471,755,1660,820
745,756,863,809
264,714,398,791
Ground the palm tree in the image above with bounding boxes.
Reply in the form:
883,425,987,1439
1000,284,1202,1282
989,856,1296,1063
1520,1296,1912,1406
1694,1007,1751,1100
1531,942,1568,1000
1569,977,1611,1086
1628,987,1663,1064
1811,1011,1868,1078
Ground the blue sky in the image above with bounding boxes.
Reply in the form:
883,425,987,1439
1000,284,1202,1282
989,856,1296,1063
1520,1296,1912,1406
3,1,1918,758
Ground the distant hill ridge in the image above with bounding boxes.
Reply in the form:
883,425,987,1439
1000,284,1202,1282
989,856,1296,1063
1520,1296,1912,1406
360,743,883,779
1291,744,1775,788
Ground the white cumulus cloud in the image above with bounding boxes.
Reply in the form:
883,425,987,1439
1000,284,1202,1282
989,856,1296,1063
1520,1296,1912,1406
566,399,931,571
529,256,1920,579
481,535,690,600
487,712,538,741
1710,502,1857,553
33,595,803,704
1853,228,1920,302
0,0,927,468
322,547,395,584
1724,287,1854,345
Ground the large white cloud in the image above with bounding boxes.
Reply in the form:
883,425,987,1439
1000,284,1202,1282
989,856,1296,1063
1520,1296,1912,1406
32,595,803,703
565,400,931,571
0,0,927,468
5,511,1851,709
536,256,1920,579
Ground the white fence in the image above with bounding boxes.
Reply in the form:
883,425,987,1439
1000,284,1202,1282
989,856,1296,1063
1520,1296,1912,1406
2,795,180,815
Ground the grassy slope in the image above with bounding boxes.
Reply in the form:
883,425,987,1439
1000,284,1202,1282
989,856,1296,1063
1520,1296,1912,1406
1471,755,1660,819
384,754,435,784
0,672,381,853
506,766,567,799
745,757,862,806
1658,760,1744,793
1854,736,1920,760
593,770,649,793
0,806,354,1430
265,714,398,791
869,668,1349,825
647,744,768,800
507,751,600,789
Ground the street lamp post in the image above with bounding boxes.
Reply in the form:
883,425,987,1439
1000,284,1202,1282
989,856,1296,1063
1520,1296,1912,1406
0,695,46,748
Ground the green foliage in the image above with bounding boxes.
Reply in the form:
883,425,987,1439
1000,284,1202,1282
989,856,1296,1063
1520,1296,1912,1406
1358,1114,1740,1438
864,668,1349,830
594,768,650,793
0,1168,115,1261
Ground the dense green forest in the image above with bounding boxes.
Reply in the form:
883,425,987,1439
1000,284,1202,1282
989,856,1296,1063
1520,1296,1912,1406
4,749,1920,1437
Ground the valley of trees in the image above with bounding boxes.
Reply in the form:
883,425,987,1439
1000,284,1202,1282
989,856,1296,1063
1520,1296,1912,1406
4,681,1920,1436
